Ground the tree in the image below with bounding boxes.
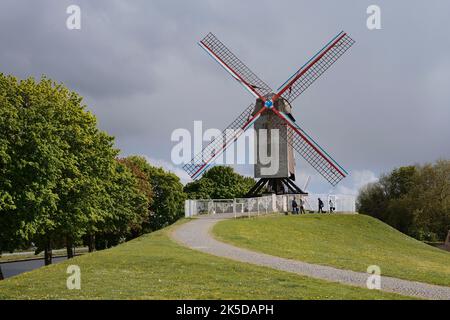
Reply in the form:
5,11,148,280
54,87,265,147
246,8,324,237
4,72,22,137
117,156,186,231
0,74,191,269
93,161,149,250
357,160,450,241
0,75,65,265
380,166,417,199
0,85,20,276
356,182,388,220
51,102,119,258
411,160,450,240
148,166,186,230
182,176,215,199
184,166,255,199
117,157,153,238
0,74,145,264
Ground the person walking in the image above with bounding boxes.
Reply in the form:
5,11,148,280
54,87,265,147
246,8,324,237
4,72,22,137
299,198,306,214
329,199,335,213
292,198,299,214
318,198,324,213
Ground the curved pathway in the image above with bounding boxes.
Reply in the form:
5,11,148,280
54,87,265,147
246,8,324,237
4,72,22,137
171,215,450,300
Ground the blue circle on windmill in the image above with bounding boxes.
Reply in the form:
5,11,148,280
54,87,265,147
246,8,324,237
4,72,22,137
265,100,273,108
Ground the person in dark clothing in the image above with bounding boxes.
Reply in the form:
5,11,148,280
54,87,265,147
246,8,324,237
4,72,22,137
292,199,299,214
318,198,324,213
299,198,306,214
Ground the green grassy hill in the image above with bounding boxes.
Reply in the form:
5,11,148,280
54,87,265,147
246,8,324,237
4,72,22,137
0,220,405,300
213,214,450,286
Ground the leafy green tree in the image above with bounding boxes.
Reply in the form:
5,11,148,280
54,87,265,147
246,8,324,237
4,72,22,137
117,157,153,238
357,182,388,221
411,160,450,240
51,101,119,258
0,75,66,264
358,167,418,236
0,74,146,264
0,77,26,277
147,166,186,230
0,78,21,274
357,160,450,241
380,166,417,199
182,177,214,199
184,166,256,199
93,161,149,250
118,156,185,231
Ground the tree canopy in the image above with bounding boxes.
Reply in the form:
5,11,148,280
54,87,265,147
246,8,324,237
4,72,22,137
117,156,185,231
184,166,255,199
357,160,450,241
0,75,150,263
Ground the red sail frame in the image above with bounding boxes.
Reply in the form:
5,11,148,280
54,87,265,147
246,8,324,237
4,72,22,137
274,32,355,103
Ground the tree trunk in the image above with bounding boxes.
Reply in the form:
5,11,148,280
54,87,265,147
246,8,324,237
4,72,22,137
0,251,2,280
66,236,74,259
87,234,95,253
445,230,450,249
44,239,52,265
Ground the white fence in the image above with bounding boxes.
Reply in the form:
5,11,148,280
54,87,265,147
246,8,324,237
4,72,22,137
185,193,356,218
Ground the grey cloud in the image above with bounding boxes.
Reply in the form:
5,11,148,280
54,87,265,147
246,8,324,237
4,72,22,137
1,0,449,194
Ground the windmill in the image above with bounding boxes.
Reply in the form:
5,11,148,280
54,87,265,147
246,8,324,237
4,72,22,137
183,31,355,196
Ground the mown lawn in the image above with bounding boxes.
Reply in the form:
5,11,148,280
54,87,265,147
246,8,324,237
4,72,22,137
0,220,406,299
213,214,450,286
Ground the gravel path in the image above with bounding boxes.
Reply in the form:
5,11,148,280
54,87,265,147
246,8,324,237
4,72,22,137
171,215,450,300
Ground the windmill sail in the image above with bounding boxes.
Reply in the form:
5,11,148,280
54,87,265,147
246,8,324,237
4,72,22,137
185,31,354,186
199,32,273,99
269,108,347,186
183,104,266,179
275,31,355,103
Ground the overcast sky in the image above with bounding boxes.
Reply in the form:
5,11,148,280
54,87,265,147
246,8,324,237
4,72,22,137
1,0,449,194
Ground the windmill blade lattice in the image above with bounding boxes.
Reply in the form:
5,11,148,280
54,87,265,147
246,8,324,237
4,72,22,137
269,108,347,186
276,32,355,104
185,30,355,187
199,32,273,99
183,103,265,179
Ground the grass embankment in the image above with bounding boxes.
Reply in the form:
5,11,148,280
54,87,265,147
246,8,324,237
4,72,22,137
0,220,405,299
213,214,450,286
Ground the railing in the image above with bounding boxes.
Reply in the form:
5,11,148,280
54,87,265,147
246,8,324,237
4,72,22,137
185,193,356,218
